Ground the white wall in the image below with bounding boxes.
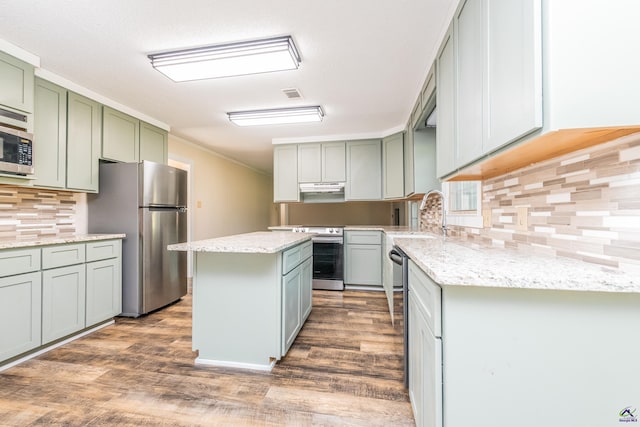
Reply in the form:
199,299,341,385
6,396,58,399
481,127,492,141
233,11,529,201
169,135,275,240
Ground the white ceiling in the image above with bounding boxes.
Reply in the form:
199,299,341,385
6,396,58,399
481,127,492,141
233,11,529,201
1,0,458,174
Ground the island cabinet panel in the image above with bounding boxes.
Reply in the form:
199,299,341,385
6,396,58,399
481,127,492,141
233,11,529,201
191,240,312,370
192,252,282,369
0,272,42,361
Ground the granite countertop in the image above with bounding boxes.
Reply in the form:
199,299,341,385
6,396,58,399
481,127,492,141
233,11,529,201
168,231,313,254
0,234,126,250
394,235,640,294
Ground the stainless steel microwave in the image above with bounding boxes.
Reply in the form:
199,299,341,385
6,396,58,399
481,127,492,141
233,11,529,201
0,124,34,175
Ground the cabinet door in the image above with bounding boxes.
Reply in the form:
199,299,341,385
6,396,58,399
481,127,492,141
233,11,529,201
33,78,67,189
409,293,443,427
484,0,542,153
42,264,86,344
345,139,382,201
0,272,41,361
297,143,322,183
344,244,382,286
455,0,484,167
322,142,346,182
404,125,415,196
102,106,140,163
383,132,404,199
273,145,299,202
0,51,34,114
300,257,313,321
139,121,168,164
67,91,101,192
282,265,302,355
86,258,122,326
436,25,456,179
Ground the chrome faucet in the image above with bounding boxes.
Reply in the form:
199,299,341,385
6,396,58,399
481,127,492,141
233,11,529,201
422,189,447,237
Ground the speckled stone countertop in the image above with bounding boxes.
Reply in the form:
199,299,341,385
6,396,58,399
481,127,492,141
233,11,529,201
393,235,640,294
168,231,312,254
344,225,639,293
0,234,126,250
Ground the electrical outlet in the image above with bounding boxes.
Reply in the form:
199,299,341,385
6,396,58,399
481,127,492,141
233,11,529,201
482,209,492,228
516,207,528,231
197,200,202,208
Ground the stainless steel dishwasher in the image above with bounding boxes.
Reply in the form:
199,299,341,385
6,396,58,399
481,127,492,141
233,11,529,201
388,245,409,388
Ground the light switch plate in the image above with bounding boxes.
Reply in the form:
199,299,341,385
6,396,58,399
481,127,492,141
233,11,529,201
516,207,528,231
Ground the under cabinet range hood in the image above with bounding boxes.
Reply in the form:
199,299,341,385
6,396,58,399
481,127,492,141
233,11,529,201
299,182,345,203
299,182,345,194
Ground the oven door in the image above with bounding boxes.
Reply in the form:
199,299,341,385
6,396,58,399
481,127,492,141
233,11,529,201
312,236,344,290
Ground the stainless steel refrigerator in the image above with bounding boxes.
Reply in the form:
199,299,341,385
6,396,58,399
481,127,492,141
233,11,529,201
88,161,188,317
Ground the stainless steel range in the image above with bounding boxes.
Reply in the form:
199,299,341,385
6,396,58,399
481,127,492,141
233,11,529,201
292,226,344,290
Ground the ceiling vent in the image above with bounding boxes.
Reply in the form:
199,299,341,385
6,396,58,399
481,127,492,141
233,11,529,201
282,88,303,99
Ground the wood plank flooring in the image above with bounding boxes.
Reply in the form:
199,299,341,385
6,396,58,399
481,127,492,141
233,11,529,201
0,290,413,426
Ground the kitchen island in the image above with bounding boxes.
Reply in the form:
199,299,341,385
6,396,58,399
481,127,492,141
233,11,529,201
169,231,313,371
392,235,640,427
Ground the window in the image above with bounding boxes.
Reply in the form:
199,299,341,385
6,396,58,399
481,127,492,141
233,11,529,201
442,181,483,228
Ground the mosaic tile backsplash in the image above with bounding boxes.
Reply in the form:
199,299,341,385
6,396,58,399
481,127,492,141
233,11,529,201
0,186,77,240
421,132,640,273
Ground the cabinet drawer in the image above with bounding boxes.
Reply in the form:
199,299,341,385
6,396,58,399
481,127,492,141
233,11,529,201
408,259,441,337
86,239,121,262
0,248,41,277
283,240,312,275
345,230,382,245
42,243,85,269
300,240,313,261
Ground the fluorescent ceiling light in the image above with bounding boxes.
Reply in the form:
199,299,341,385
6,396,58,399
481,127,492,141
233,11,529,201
228,106,324,126
148,36,301,82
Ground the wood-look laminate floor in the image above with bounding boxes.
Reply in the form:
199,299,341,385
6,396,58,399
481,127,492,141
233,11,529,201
0,290,413,426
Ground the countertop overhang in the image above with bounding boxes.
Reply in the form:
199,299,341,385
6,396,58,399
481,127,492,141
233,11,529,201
168,231,313,254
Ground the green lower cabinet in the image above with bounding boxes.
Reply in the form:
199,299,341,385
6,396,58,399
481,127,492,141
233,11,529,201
300,257,313,321
0,272,42,361
282,264,302,355
86,258,122,326
344,231,383,286
42,264,86,344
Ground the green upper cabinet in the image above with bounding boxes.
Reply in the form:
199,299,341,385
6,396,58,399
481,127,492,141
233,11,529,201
139,121,168,164
273,144,300,203
455,0,484,168
0,50,34,114
298,142,345,183
382,132,404,199
483,0,542,152
33,78,67,189
436,25,456,179
297,143,321,183
321,142,346,182
102,106,140,163
345,139,382,201
67,91,101,192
